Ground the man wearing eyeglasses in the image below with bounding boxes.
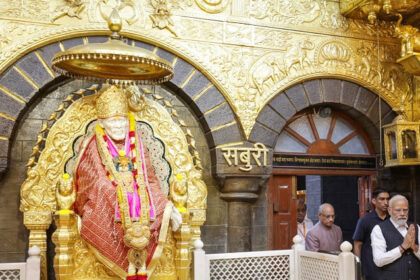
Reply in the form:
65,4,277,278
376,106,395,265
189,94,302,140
305,203,343,252
371,195,420,280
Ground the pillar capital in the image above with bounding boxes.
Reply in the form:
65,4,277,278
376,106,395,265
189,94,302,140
218,174,269,203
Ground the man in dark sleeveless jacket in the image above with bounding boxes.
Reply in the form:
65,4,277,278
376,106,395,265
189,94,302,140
371,194,420,280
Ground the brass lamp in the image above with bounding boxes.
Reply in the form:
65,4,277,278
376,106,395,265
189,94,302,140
383,115,420,167
52,8,173,85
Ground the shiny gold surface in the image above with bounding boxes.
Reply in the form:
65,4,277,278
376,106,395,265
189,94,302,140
397,54,420,75
383,115,420,167
341,0,420,27
52,38,174,84
0,0,414,137
52,5,174,85
52,211,77,280
20,84,207,279
340,1,420,128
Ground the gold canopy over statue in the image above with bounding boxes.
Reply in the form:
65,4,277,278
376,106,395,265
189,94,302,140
19,4,207,280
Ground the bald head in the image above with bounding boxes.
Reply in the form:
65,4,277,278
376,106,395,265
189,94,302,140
318,203,334,214
318,203,335,228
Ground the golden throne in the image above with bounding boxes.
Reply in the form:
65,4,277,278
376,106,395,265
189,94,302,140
19,84,207,280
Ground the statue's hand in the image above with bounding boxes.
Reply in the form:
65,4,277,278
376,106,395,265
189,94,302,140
171,205,183,231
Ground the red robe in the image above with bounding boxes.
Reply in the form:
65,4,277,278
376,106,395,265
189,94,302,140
74,135,168,273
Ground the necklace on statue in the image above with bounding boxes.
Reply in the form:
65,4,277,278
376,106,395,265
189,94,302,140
114,150,135,193
113,150,134,172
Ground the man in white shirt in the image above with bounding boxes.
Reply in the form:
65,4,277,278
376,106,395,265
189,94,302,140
371,194,420,280
297,199,313,247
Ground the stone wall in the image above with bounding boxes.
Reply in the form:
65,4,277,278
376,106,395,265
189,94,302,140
0,79,228,263
251,183,268,251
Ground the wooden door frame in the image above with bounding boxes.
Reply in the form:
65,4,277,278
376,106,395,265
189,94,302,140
268,168,376,250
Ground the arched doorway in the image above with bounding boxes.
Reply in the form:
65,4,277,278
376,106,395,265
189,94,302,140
270,107,377,249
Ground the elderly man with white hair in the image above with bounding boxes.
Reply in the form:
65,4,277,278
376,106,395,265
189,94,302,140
305,203,342,252
371,194,420,280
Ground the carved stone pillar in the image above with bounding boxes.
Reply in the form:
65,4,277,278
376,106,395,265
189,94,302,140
220,176,268,252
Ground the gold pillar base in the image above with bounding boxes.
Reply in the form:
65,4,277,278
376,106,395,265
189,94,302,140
173,211,192,280
52,210,77,280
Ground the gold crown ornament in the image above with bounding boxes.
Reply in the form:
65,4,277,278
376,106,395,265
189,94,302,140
96,85,129,119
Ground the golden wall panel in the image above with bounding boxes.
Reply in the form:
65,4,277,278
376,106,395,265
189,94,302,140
0,0,412,137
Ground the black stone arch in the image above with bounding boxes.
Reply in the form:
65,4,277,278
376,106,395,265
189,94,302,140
0,36,243,175
249,78,396,153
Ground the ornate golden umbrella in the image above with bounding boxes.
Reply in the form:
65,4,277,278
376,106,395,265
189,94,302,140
52,8,173,85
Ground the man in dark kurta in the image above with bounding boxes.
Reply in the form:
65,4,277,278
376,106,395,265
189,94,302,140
353,189,389,280
305,203,343,252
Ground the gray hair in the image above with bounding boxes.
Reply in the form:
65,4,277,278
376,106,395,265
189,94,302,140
318,203,334,214
389,194,408,208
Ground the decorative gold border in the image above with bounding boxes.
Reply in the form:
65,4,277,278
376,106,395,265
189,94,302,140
147,201,173,275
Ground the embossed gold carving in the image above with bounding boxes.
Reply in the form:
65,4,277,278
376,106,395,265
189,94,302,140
150,0,177,36
250,0,321,24
395,14,420,57
0,1,50,20
320,0,349,30
51,0,86,23
317,41,352,67
195,0,230,14
0,0,414,139
98,0,139,25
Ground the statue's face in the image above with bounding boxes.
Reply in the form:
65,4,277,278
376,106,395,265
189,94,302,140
100,116,128,141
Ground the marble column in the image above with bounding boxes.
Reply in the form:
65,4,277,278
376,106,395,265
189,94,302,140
219,175,268,252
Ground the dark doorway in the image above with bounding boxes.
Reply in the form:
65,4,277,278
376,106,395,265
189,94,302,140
322,176,359,243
